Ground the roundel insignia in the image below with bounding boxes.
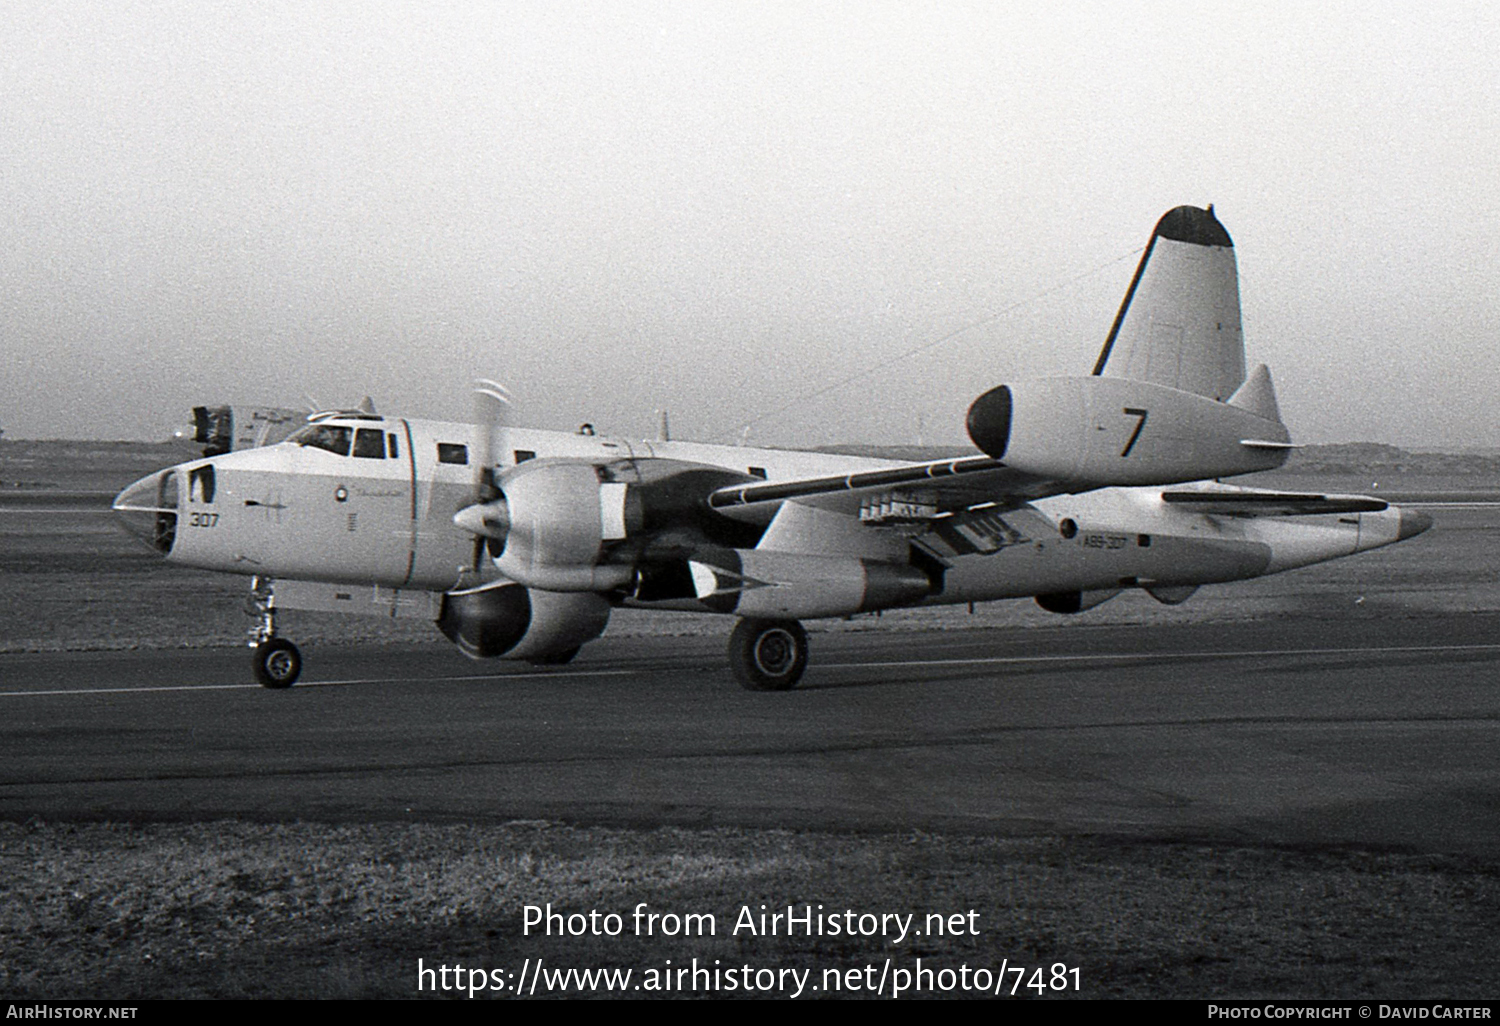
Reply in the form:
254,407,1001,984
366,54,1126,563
335,486,349,503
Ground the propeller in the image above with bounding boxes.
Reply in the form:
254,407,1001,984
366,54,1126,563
472,379,511,502
460,379,514,573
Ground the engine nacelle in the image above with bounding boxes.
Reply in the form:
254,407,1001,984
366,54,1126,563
966,376,1290,486
1035,588,1122,615
456,458,765,594
179,405,306,455
689,549,933,619
480,460,635,592
436,583,610,660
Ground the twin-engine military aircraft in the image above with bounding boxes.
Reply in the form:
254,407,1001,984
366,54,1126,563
114,206,1431,690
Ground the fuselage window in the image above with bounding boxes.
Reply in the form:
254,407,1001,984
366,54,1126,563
748,466,768,480
514,449,536,464
387,433,400,459
437,443,469,465
289,424,352,456
188,464,216,503
353,428,386,459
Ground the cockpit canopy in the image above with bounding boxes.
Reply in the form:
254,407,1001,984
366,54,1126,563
287,422,353,455
285,421,395,459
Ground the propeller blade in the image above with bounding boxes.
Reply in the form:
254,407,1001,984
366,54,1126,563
467,378,514,573
474,379,513,407
472,378,512,503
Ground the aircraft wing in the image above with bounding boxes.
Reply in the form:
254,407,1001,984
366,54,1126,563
708,455,1392,525
705,455,1061,520
1158,491,1389,516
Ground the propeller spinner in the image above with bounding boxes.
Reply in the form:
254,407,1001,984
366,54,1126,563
453,500,510,540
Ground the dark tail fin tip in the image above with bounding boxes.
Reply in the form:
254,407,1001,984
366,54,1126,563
1154,205,1233,248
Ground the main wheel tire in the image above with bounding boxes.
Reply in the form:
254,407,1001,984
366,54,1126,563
253,638,302,689
728,618,808,691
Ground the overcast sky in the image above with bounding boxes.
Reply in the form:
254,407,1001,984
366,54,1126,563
1,2,1496,447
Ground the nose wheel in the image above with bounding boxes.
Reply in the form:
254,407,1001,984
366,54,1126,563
728,618,808,691
248,576,302,688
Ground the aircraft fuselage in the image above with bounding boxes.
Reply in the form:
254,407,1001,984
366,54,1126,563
115,415,1423,614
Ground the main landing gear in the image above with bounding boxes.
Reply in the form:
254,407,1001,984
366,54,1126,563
248,576,302,689
728,618,808,691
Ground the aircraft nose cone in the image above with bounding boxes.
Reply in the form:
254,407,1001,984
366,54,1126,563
1398,507,1433,541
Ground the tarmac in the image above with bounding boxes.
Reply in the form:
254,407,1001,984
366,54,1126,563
4,613,1499,854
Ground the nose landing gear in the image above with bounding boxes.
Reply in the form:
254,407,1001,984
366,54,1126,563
248,576,302,688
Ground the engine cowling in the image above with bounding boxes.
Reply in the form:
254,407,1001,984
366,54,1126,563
453,458,765,594
966,376,1290,486
455,460,634,592
436,583,610,660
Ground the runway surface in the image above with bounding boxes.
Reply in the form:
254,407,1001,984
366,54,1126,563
3,613,1499,855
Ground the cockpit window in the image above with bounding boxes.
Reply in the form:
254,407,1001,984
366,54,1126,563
288,424,352,456
352,428,385,459
188,464,216,503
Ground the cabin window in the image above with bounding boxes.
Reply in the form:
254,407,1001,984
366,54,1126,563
387,433,400,459
352,428,386,459
514,449,536,464
288,424,352,456
437,443,469,465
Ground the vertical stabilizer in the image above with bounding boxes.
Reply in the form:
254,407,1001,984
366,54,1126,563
1093,205,1246,401
1227,363,1282,423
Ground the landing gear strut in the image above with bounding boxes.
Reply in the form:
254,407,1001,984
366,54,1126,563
248,575,302,689
728,618,808,691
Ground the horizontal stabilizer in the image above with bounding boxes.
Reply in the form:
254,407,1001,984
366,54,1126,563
966,375,1291,486
1160,491,1389,516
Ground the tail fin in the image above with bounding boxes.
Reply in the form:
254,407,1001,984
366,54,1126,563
1092,205,1246,401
